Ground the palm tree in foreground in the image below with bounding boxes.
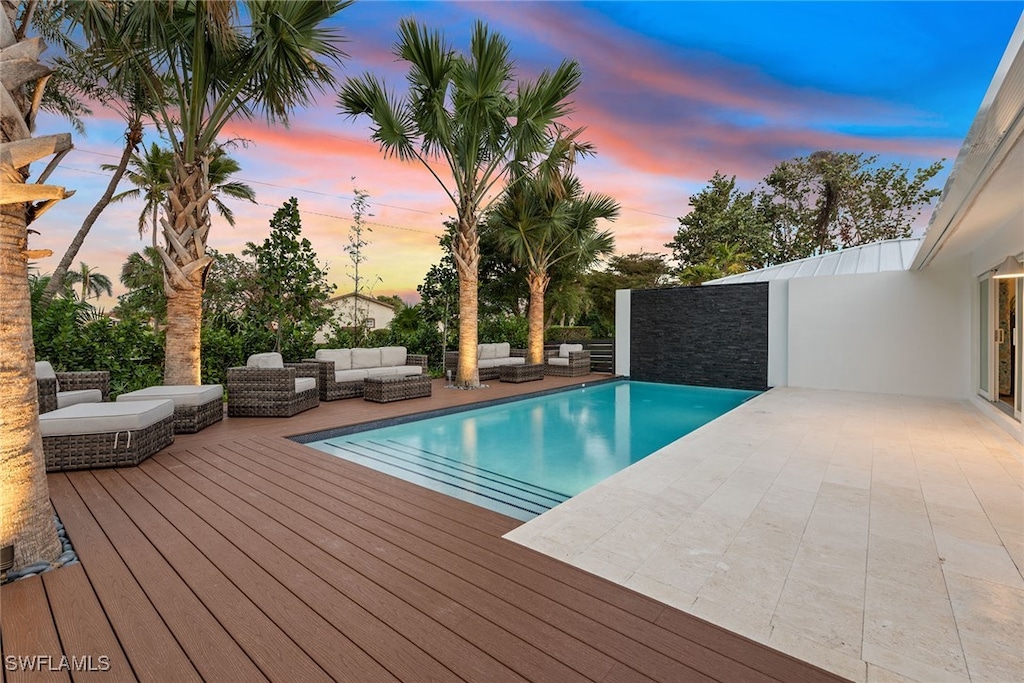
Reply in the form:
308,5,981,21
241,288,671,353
339,19,584,387
1,0,72,571
75,0,350,384
490,174,618,363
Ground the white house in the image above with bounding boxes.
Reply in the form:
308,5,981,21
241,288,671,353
316,292,398,344
617,13,1024,443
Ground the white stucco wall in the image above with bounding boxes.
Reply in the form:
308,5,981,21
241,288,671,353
767,280,789,388
614,289,630,376
785,268,971,398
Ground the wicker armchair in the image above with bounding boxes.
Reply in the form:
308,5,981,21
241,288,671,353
226,353,319,417
544,345,591,377
35,361,109,414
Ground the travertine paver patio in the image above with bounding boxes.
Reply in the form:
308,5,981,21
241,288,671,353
506,387,1024,683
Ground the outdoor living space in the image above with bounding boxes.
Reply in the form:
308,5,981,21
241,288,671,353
1,373,852,683
506,387,1024,683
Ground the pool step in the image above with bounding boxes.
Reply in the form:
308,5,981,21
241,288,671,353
322,437,570,520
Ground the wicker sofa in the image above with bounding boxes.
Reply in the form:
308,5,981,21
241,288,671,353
544,343,592,377
444,343,527,381
306,347,428,401
226,352,319,417
35,361,110,414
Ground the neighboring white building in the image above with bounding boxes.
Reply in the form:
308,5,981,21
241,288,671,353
316,292,397,344
617,13,1024,442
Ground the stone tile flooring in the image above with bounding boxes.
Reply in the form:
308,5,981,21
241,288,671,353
505,388,1024,683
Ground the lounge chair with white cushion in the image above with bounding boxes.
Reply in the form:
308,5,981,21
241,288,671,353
35,360,109,413
226,352,319,417
544,344,591,377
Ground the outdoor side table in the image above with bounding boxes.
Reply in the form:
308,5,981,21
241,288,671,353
498,363,544,383
363,375,432,403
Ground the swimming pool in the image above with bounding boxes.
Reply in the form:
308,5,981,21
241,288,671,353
305,380,759,521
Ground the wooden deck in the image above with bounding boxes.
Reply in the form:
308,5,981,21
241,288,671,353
1,375,849,682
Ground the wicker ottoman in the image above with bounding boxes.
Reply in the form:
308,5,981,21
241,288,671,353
364,375,432,403
498,363,544,383
39,399,175,472
117,384,223,433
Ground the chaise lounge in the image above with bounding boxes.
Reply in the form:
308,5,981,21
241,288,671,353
226,352,319,417
307,347,428,401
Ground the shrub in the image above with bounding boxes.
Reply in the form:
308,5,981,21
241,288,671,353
545,326,592,342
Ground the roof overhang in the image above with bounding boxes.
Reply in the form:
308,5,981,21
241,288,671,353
912,12,1024,271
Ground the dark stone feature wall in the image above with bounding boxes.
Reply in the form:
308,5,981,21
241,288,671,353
630,283,769,390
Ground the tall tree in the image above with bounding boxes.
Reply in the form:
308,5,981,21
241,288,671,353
490,174,618,363
74,0,350,384
339,19,584,387
65,261,113,301
583,252,672,334
0,0,71,571
243,198,335,354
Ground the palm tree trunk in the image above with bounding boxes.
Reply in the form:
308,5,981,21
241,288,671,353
526,270,549,365
161,157,214,385
0,202,60,571
453,212,480,387
40,121,143,306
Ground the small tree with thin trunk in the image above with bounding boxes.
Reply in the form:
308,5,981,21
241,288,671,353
344,184,373,344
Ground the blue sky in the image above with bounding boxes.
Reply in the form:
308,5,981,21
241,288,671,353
30,1,1024,303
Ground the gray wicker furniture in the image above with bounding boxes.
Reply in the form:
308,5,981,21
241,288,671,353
227,353,319,417
445,343,527,381
364,375,432,403
544,344,592,377
499,363,544,383
39,399,175,472
306,347,428,401
116,384,223,433
35,361,109,414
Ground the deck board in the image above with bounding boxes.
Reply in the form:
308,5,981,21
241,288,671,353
1,576,69,683
2,376,850,682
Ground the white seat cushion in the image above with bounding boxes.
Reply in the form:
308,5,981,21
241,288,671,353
247,352,283,368
547,357,570,366
316,348,352,370
365,366,400,378
379,346,407,367
478,358,501,369
351,348,382,369
392,365,424,376
334,368,369,383
494,342,511,359
40,400,174,436
497,357,525,366
294,377,316,393
56,389,103,409
117,384,223,407
559,343,584,358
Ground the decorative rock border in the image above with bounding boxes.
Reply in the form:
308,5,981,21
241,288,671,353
1,514,78,584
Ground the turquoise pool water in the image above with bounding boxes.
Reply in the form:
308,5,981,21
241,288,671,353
306,380,759,521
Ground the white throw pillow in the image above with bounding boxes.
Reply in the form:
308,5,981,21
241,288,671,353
247,352,283,368
316,348,352,370
559,343,584,358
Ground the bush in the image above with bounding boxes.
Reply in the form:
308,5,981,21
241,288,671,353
478,314,528,348
545,326,592,342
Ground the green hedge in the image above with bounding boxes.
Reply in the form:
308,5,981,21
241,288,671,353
545,326,591,342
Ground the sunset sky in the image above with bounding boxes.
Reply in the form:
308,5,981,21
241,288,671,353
29,1,1024,307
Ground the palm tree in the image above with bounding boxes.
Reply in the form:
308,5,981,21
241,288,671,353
73,0,350,384
105,143,255,247
0,2,71,571
66,262,114,302
490,174,618,363
339,19,584,387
